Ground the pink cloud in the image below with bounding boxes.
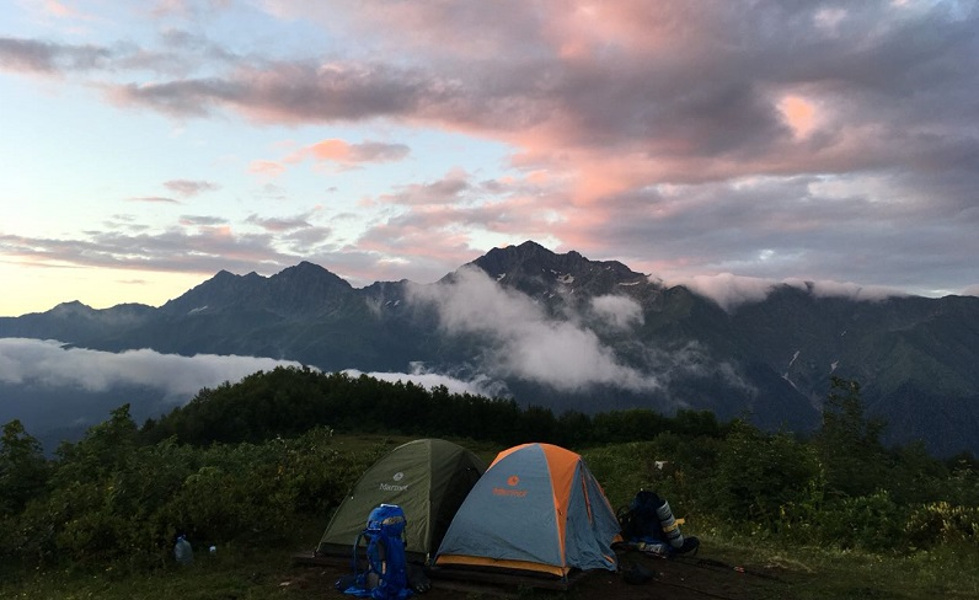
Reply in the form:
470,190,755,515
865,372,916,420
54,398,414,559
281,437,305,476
44,1,79,18
284,138,410,169
248,160,286,178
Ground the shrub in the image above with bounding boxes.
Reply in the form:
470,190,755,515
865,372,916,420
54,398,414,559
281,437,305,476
816,490,907,551
905,501,979,549
712,422,823,531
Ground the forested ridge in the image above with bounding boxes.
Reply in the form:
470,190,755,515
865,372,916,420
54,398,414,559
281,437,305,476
139,366,724,448
1,366,977,581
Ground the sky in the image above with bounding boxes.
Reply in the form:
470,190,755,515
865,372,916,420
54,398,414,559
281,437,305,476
2,0,979,318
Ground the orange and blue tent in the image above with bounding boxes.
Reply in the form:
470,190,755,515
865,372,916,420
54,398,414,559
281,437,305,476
435,443,620,579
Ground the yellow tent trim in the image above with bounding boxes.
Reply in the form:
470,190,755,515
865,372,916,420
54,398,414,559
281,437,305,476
435,554,568,578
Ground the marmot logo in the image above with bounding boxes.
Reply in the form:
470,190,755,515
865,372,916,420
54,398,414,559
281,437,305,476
393,472,404,482
379,482,409,492
507,475,520,486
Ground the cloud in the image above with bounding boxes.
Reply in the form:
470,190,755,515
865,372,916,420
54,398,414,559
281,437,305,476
377,169,471,206
105,60,436,123
669,272,906,312
407,266,660,393
245,213,311,233
0,337,300,402
164,179,220,197
343,363,509,399
287,138,410,169
179,215,227,227
127,196,180,204
668,274,778,312
248,160,287,177
43,1,87,20
589,294,643,330
0,37,111,73
0,338,498,438
0,226,287,277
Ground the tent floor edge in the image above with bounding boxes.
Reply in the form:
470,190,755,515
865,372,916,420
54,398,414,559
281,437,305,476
428,564,595,591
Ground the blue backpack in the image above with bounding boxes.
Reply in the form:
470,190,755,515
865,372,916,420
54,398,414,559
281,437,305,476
337,504,413,600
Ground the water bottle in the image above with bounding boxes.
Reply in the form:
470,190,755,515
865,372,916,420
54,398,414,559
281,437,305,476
655,500,685,550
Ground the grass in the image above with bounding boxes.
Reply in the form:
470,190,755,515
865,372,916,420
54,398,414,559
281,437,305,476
697,535,979,600
0,520,328,600
4,528,976,600
2,435,977,600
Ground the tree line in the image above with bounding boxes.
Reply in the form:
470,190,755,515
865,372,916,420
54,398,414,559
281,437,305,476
139,366,726,448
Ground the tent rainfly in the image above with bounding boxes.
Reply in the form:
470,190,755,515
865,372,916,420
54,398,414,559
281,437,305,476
435,442,621,579
315,438,485,563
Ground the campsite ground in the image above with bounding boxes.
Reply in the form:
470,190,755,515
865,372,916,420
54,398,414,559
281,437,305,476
7,532,974,599
284,546,807,600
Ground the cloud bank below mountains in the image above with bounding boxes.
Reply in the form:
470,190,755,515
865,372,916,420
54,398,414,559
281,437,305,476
0,338,511,435
0,338,303,402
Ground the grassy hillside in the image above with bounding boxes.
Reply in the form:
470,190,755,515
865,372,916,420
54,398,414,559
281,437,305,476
1,370,977,598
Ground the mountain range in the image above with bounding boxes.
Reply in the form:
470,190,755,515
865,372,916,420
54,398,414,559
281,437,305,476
3,241,978,457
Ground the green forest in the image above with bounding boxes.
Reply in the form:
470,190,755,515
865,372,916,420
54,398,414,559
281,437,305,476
2,367,978,598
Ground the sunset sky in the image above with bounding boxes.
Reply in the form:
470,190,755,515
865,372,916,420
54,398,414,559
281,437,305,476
2,0,978,317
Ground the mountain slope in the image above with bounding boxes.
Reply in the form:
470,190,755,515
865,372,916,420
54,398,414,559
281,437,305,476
2,241,978,456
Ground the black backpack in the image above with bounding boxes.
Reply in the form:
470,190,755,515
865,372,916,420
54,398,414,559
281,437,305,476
617,490,665,542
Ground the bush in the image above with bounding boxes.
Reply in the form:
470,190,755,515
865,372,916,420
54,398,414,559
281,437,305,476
815,490,907,551
0,423,364,571
712,422,823,531
905,501,979,549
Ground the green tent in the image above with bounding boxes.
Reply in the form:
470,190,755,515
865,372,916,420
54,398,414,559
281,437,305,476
315,438,485,563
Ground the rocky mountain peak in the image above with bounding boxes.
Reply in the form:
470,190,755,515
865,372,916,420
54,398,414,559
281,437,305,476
470,241,650,301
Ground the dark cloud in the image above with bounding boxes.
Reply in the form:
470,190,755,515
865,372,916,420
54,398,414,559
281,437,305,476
107,77,240,117
378,171,471,206
0,227,285,277
346,141,410,163
179,215,227,226
0,37,111,73
245,214,311,232
283,226,334,252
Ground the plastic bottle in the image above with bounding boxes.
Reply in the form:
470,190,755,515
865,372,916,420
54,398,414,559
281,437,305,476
655,500,686,550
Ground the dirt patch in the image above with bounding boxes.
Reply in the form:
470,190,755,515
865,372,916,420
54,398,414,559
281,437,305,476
285,547,807,600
